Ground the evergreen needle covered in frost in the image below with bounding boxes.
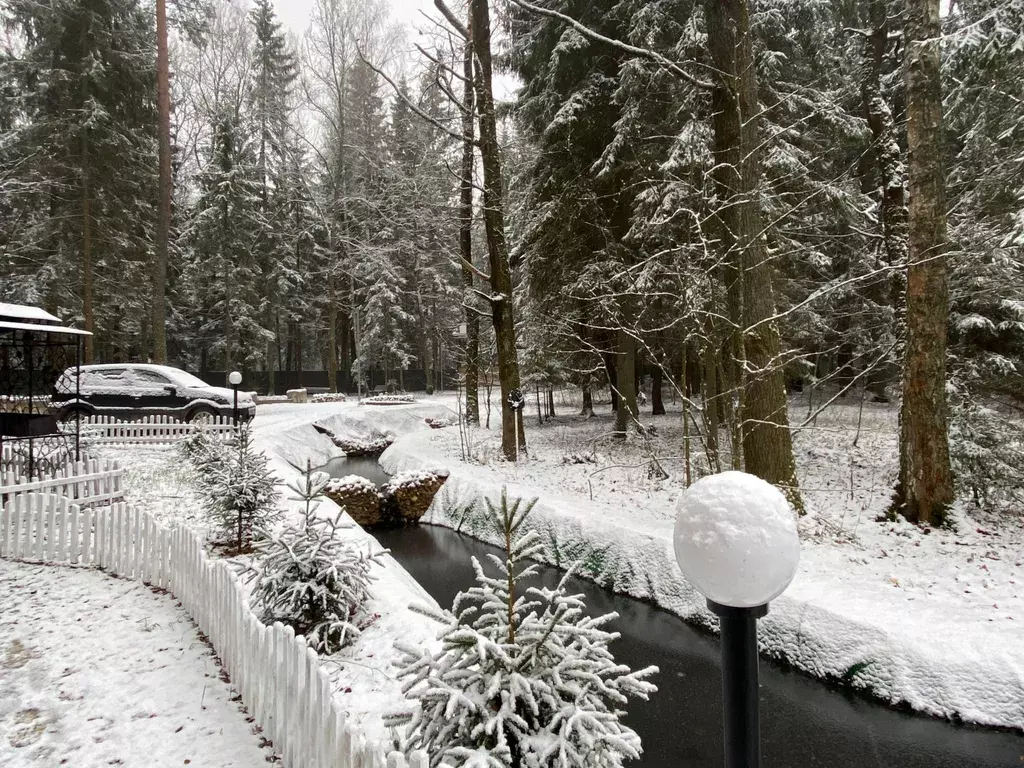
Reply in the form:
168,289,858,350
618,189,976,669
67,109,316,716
244,510,386,654
387,488,658,768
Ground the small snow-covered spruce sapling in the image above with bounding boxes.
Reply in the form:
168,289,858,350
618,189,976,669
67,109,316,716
286,458,332,527
386,487,658,768
203,424,281,553
243,510,386,654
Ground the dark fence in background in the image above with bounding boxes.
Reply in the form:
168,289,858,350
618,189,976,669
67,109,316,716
197,369,458,396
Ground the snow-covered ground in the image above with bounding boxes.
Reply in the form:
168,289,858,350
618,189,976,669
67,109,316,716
0,559,274,767
373,391,1024,730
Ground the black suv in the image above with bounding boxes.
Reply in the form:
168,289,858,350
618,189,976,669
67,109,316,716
51,364,256,422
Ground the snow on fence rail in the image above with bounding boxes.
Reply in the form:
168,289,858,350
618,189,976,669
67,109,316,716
0,493,428,768
80,414,236,444
0,458,124,507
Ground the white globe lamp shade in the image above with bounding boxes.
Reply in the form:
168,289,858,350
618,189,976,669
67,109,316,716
228,371,242,386
673,471,800,609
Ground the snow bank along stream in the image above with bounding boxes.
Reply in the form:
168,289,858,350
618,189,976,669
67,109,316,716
256,400,1024,765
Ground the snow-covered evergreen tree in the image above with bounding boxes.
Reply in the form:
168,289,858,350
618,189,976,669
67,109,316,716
387,488,658,768
244,508,385,653
202,425,281,553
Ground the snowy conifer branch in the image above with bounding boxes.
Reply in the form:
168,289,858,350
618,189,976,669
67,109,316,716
506,0,715,91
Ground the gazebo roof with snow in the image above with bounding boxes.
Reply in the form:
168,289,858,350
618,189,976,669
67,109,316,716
0,302,91,337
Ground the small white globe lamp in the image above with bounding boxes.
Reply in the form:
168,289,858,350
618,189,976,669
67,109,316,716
673,471,800,768
228,371,242,424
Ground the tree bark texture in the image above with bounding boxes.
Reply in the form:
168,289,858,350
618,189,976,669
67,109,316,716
327,274,338,392
897,0,954,524
704,0,802,508
152,0,171,364
469,0,525,459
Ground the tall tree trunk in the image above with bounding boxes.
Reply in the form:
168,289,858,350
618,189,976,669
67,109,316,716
580,386,594,417
81,134,94,364
547,389,556,418
652,363,665,415
468,0,525,458
460,33,480,424
152,0,171,365
705,0,802,509
862,0,907,402
896,0,953,524
327,274,338,392
614,328,638,436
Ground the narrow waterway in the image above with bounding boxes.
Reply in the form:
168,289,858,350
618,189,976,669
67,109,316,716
371,522,1024,768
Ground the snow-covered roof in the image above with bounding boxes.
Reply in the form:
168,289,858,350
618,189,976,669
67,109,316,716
0,319,92,336
0,302,62,324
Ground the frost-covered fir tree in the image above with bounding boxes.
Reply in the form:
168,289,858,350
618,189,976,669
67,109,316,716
203,425,280,553
286,458,332,527
244,462,385,654
387,488,657,768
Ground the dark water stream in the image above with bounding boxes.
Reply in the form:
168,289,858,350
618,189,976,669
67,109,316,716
319,455,393,486
371,524,1023,768
327,457,1023,767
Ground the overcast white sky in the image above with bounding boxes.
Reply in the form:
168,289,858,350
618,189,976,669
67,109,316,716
272,0,518,98
273,0,437,39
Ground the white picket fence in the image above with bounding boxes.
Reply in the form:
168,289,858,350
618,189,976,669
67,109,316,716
0,493,428,768
0,457,124,506
79,414,237,445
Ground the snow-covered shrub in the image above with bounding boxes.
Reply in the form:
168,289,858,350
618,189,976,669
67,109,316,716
386,488,658,767
312,392,348,403
244,510,386,654
202,425,281,553
361,393,415,405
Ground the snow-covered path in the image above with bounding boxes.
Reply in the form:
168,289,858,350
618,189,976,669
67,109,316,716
0,560,275,767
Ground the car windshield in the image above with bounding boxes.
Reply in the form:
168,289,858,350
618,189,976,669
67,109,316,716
164,369,211,388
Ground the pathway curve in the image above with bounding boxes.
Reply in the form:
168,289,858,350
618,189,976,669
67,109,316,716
0,559,275,767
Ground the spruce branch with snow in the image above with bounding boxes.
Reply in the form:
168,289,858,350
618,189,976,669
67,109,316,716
244,509,386,654
387,487,658,768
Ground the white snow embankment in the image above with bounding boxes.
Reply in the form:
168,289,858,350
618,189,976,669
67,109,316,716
250,401,449,745
381,429,1024,731
0,560,274,767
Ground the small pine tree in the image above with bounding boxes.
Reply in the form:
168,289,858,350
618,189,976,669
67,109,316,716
204,425,281,553
244,508,386,653
386,488,658,768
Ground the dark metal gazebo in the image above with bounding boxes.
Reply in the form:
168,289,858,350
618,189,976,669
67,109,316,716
0,302,91,478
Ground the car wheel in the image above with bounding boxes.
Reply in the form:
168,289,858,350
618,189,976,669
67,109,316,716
58,406,91,423
187,406,218,424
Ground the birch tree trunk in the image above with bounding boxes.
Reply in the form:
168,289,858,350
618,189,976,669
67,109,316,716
469,0,525,458
896,0,954,524
704,0,802,509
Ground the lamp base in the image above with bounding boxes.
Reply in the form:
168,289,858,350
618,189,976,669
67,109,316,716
707,600,768,619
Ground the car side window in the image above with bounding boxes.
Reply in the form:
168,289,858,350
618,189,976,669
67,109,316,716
132,370,171,386
88,369,130,389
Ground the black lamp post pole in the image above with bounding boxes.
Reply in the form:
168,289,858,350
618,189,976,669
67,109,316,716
708,600,767,768
232,385,238,426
